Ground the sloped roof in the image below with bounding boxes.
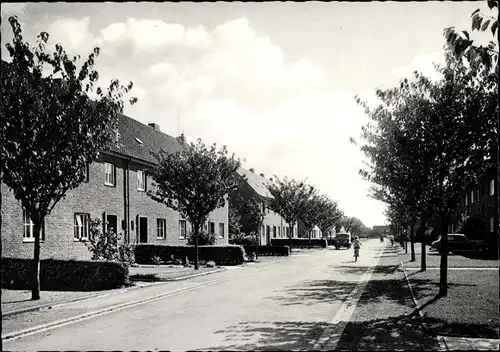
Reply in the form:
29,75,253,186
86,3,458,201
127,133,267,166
107,115,186,164
237,167,273,199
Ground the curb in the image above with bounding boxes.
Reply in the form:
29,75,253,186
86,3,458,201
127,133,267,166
2,271,243,342
2,267,226,318
400,261,448,351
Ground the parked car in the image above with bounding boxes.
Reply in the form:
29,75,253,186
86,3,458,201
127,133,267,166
430,233,487,253
333,232,352,250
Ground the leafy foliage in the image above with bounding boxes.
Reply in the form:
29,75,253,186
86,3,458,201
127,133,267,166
354,43,497,295
267,177,316,246
148,139,241,269
0,17,136,300
187,230,217,246
338,216,368,238
315,195,344,236
84,218,135,266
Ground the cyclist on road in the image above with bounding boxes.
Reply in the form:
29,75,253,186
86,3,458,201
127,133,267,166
352,236,362,262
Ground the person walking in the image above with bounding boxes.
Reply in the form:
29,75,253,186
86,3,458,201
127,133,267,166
352,236,362,262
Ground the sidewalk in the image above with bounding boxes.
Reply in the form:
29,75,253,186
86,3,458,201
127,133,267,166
335,243,498,351
397,243,499,350
2,265,225,317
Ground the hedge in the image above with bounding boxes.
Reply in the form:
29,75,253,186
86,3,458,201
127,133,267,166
327,239,337,246
1,258,129,291
134,245,245,266
243,245,290,256
270,238,327,248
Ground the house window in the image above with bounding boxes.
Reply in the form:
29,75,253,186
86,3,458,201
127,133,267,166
210,222,215,235
490,179,495,196
278,227,281,238
157,218,166,239
470,190,474,204
104,162,116,186
179,219,187,239
465,194,468,206
137,170,146,191
261,225,265,237
273,226,277,238
286,227,290,237
74,213,90,241
23,209,45,242
219,222,224,238
490,217,495,232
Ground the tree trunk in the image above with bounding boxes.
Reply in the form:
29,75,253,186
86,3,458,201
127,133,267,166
308,229,311,249
32,220,42,300
194,224,199,270
289,224,294,252
255,231,259,259
439,212,449,296
418,217,427,272
410,222,416,262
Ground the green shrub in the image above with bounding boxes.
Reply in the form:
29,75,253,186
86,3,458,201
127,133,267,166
270,238,327,248
84,218,135,267
1,258,129,291
243,245,290,256
151,255,163,266
134,245,245,266
187,231,216,245
231,232,258,246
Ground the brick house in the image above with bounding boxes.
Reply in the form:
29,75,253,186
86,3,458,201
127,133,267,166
230,168,297,245
448,167,498,245
2,115,229,260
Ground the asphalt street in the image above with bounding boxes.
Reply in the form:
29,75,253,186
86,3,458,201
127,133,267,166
4,239,385,351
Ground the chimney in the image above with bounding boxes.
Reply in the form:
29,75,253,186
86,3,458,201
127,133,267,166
176,133,186,144
148,123,161,131
249,168,255,173
260,173,265,177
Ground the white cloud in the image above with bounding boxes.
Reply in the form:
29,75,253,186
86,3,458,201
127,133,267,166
47,17,95,54
392,50,446,82
1,3,27,17
17,14,388,227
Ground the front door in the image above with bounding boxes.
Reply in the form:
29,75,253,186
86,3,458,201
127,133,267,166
139,217,148,243
266,225,271,245
107,215,118,235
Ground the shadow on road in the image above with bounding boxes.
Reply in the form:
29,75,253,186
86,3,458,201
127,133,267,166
201,246,496,350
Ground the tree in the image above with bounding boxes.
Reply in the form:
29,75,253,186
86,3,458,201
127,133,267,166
239,195,265,257
228,204,242,241
339,216,367,238
316,196,344,239
267,177,316,251
299,191,322,248
444,0,499,262
0,17,136,300
355,52,496,295
148,139,241,270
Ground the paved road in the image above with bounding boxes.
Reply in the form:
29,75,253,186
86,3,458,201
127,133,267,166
4,239,385,351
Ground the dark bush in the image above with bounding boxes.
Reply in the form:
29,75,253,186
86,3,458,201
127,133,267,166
271,238,327,248
244,245,290,256
230,232,258,246
1,258,129,291
187,231,217,245
134,245,245,266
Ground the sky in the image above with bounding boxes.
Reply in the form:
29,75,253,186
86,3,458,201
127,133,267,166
1,2,491,228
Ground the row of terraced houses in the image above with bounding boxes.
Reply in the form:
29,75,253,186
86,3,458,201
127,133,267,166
2,112,301,261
